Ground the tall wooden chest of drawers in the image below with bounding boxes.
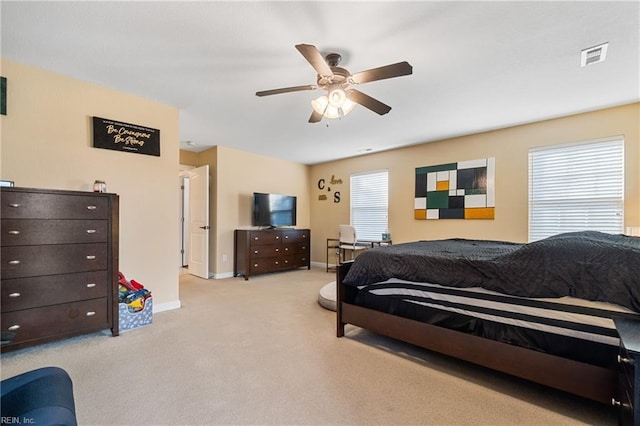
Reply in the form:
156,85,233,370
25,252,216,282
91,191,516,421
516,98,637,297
234,229,310,280
1,187,119,351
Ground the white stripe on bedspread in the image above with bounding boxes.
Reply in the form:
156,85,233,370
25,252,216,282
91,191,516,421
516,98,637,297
365,279,638,347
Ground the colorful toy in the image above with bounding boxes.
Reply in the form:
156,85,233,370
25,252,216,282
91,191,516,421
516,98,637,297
118,272,151,313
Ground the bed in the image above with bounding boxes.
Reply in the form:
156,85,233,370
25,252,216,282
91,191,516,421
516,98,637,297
336,231,640,405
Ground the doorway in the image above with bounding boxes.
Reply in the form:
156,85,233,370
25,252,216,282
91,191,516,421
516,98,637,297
179,165,210,279
179,170,191,267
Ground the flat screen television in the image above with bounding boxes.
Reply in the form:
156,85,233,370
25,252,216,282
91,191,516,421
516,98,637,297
252,192,297,228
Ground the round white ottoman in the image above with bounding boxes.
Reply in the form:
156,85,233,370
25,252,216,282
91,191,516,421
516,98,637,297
318,281,336,311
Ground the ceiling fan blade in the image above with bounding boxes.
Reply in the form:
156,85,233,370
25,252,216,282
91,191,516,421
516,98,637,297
351,61,413,84
309,109,323,123
346,89,392,115
255,85,317,97
295,44,334,77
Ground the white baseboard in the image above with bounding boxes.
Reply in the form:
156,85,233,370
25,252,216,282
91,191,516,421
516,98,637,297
153,299,181,313
212,271,234,279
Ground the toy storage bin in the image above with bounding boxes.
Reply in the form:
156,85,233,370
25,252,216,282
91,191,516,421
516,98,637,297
119,297,152,332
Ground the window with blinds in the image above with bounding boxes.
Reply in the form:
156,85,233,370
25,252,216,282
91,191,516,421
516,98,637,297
528,137,624,242
350,170,389,241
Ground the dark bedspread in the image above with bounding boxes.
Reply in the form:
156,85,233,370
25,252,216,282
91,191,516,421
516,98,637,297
343,231,640,312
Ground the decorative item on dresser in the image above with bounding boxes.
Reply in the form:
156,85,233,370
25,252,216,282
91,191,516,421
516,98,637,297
614,318,639,426
234,229,310,280
1,187,119,351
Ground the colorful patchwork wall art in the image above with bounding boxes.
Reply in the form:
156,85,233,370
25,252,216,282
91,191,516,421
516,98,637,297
415,157,495,220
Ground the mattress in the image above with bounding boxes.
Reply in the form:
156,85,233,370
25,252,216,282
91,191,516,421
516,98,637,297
343,231,640,312
354,278,640,368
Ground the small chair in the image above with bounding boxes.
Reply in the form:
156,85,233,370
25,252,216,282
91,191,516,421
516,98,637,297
338,224,367,262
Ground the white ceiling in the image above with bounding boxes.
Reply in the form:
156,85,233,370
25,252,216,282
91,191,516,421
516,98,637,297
2,1,639,165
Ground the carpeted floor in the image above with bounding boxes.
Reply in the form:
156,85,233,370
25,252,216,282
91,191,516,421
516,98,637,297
1,267,617,425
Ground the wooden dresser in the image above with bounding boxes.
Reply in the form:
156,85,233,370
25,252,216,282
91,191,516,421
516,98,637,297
614,318,639,426
1,187,119,351
234,229,310,280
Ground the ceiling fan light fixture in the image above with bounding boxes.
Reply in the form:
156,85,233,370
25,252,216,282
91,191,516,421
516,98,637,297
311,93,356,119
328,88,347,108
311,95,329,114
339,98,356,116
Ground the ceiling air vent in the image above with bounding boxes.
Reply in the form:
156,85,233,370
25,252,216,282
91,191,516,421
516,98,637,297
581,42,608,67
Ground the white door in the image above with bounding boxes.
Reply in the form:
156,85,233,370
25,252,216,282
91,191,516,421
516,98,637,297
188,165,210,279
180,176,190,267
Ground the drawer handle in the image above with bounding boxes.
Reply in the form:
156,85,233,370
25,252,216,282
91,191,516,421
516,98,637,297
285,235,289,239
8,325,20,331
86,255,96,260
254,237,259,240
611,398,631,409
254,250,258,254
8,260,20,265
9,292,21,298
8,203,21,208
86,283,96,288
275,261,279,265
86,311,96,317
8,230,20,235
275,248,279,252
617,354,635,366
275,236,280,240
254,263,258,267
86,229,97,234
87,205,97,210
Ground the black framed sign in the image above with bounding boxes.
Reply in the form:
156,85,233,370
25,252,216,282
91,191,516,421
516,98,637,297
92,116,160,156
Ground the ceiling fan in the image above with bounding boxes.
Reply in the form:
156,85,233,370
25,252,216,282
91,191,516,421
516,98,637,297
256,44,413,123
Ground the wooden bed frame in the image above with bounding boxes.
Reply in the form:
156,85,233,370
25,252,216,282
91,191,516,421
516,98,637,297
336,261,617,405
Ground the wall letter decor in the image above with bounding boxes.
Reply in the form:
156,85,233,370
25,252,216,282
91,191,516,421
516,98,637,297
317,175,342,203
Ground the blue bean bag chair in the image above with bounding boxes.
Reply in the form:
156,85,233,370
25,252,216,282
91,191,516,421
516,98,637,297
1,366,77,426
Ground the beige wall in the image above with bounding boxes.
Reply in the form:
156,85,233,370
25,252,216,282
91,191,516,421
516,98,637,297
309,103,640,265
179,149,199,167
179,146,311,277
0,59,181,310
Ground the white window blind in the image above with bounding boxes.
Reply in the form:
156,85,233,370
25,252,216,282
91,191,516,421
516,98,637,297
350,170,389,240
528,137,624,242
